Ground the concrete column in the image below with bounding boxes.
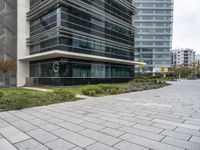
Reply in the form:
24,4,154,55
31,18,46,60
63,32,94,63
17,0,30,87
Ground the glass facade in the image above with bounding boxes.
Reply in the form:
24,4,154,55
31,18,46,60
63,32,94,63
28,0,136,85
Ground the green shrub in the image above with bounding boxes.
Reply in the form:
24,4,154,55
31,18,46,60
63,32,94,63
0,91,3,98
0,92,32,110
50,89,76,102
81,85,103,96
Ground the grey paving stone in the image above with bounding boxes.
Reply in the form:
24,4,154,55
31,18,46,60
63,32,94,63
0,126,31,143
134,115,153,121
80,122,105,131
82,116,106,124
151,122,176,130
119,126,164,141
162,137,200,150
190,136,200,144
100,116,135,126
13,112,36,121
15,139,48,150
161,130,191,141
79,129,121,146
175,127,200,136
0,138,17,150
86,142,118,150
57,122,85,132
52,128,95,148
40,123,60,131
71,147,85,150
114,141,148,150
57,115,85,124
28,118,48,126
100,127,124,137
0,119,10,128
12,120,38,132
133,124,164,134
101,122,123,129
120,117,153,125
45,138,75,150
47,118,65,124
153,119,200,130
27,128,58,143
120,133,184,150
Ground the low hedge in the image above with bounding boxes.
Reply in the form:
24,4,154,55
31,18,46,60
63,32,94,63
82,79,169,97
0,89,76,111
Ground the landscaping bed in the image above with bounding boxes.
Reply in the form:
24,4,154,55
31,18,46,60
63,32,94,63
0,78,169,111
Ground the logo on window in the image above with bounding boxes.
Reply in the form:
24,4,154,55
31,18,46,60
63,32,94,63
53,61,59,73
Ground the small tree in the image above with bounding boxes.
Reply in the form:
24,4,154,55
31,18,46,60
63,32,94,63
0,59,15,87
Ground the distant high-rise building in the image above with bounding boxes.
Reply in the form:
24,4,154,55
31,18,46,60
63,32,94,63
171,48,195,67
195,54,200,67
133,0,174,73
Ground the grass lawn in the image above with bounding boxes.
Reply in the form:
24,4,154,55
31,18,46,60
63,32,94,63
34,82,127,95
0,78,169,111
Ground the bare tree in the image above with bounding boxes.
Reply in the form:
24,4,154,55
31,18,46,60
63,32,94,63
0,59,15,87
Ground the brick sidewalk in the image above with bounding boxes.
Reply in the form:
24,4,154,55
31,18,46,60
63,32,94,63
0,80,200,150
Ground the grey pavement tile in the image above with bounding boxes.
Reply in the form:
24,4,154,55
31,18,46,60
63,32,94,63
134,115,153,121
119,126,164,141
101,122,123,129
82,116,106,124
86,142,118,150
120,116,153,125
47,118,65,124
100,127,124,137
57,115,85,124
80,122,105,131
120,133,184,150
3,116,22,124
45,138,75,150
12,120,38,132
13,112,36,121
100,116,135,126
161,130,191,141
114,141,148,150
71,147,85,150
27,118,48,126
151,122,177,130
79,129,121,146
27,128,58,143
162,137,200,150
0,138,17,150
0,119,10,128
153,119,200,130
133,124,164,134
40,123,60,131
52,128,95,148
57,122,85,132
175,127,200,136
190,136,200,144
0,126,31,143
15,139,48,150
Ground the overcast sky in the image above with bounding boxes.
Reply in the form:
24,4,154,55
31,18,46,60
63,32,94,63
173,0,200,54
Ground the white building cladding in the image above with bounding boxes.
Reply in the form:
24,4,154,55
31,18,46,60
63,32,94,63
171,48,196,67
133,0,173,73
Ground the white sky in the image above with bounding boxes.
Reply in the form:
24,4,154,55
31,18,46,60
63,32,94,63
173,0,200,54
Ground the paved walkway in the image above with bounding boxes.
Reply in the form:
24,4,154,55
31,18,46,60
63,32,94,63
0,80,200,150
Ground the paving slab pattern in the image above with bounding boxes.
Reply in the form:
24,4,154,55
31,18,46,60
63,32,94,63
0,80,200,150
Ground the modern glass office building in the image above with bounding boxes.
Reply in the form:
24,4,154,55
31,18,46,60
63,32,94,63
4,0,141,86
133,0,173,74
